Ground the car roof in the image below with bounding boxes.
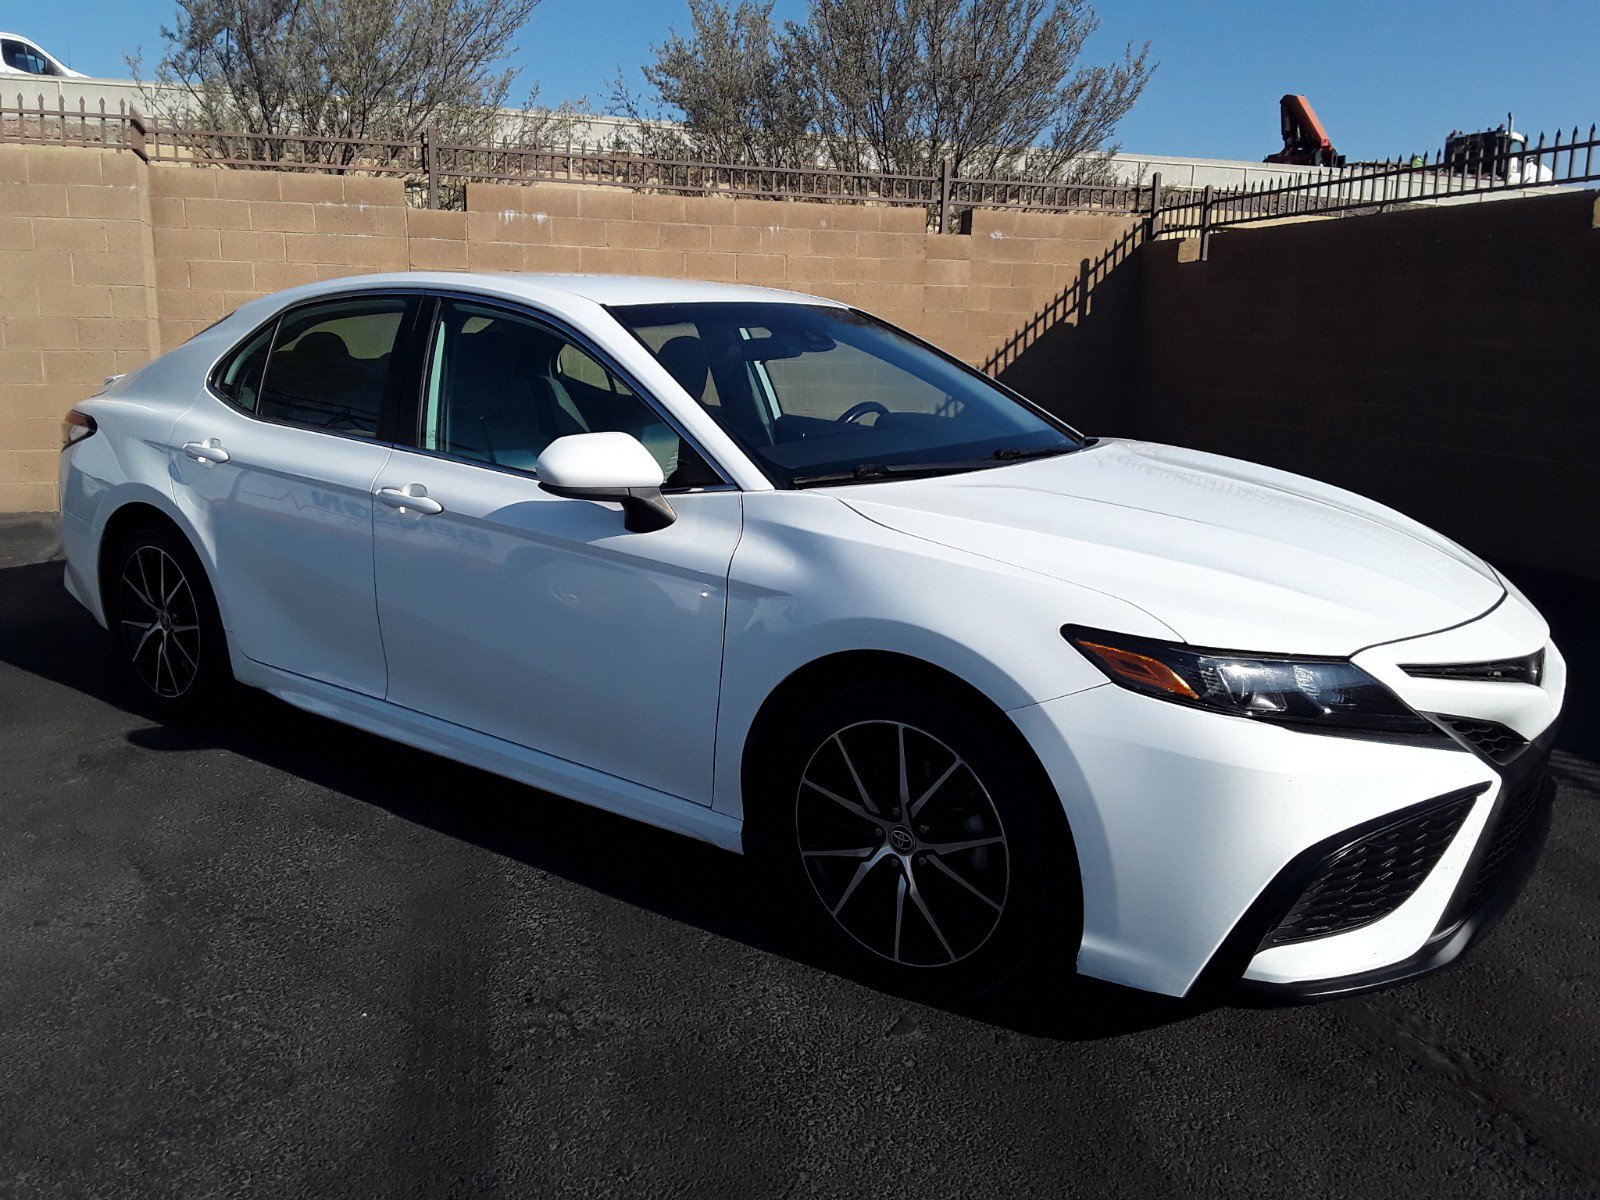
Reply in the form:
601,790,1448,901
250,271,845,312
505,273,843,308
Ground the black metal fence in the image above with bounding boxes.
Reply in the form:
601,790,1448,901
1153,124,1600,254
4,92,1596,241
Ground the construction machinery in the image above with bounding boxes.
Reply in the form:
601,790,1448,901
1265,94,1343,166
1442,120,1555,187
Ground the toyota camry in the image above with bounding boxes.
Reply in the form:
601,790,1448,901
58,273,1564,1002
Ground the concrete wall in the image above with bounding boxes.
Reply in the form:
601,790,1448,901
0,142,1135,512
0,147,158,511
1137,188,1600,579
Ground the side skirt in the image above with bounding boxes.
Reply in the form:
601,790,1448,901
233,657,745,854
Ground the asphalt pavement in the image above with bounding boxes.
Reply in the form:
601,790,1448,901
1,516,1596,1199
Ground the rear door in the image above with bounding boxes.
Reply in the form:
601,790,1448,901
169,293,423,697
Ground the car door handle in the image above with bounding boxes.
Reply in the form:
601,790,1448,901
181,439,230,464
377,484,444,516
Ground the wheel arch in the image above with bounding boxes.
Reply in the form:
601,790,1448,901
739,649,1080,870
95,497,219,628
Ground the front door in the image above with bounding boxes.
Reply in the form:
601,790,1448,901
370,297,742,804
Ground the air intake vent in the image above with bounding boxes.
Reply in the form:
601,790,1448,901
1464,770,1548,914
1438,715,1529,765
1263,792,1477,947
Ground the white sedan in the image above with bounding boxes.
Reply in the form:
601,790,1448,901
58,273,1564,1002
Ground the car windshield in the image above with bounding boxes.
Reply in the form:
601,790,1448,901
607,301,1082,487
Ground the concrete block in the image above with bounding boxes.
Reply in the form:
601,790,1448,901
213,171,283,203
65,184,143,222
32,217,107,253
576,188,634,221
22,147,104,186
248,202,315,233
150,167,218,199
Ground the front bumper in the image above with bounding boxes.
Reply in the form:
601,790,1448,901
1009,609,1565,999
1222,717,1557,1002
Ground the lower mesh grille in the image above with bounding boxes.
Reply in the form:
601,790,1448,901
1263,793,1478,947
1465,770,1548,913
1439,715,1529,765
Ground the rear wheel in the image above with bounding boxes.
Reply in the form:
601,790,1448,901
109,524,229,709
754,678,1078,1000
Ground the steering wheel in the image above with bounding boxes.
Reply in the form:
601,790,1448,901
837,401,890,425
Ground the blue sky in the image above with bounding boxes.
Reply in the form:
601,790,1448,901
7,0,1600,161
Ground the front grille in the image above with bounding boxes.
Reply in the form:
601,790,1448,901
1263,793,1478,947
1402,649,1544,686
1464,770,1548,914
1439,715,1529,765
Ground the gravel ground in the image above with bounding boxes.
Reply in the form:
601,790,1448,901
1,517,1596,1199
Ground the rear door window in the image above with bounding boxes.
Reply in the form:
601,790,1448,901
254,297,413,438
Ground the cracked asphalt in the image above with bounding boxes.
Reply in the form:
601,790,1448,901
1,518,1597,1199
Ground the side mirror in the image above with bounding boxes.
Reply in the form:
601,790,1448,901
536,432,677,533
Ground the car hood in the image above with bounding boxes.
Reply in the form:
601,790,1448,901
837,439,1504,656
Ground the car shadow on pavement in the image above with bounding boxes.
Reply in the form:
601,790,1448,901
0,557,1189,1043
8,555,1592,1042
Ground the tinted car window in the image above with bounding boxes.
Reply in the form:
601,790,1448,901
255,298,410,437
422,299,718,487
212,323,274,412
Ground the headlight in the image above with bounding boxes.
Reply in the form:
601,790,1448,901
1061,625,1436,736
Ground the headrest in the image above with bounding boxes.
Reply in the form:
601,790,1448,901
292,330,351,364
656,336,711,403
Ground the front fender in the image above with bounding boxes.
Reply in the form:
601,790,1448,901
711,491,1172,821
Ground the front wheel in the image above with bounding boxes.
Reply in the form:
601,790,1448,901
109,524,230,710
754,680,1079,1000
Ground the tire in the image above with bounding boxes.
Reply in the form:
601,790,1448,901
751,678,1080,1001
107,522,230,711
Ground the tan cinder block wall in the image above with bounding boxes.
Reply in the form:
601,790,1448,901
460,183,1136,380
0,145,160,511
1,144,1135,512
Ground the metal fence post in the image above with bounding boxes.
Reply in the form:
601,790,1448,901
128,104,147,163
938,157,953,234
1147,170,1162,239
1199,184,1214,260
422,121,437,209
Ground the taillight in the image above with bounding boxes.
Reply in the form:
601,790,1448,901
62,409,97,451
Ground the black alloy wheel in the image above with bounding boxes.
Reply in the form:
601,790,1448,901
756,678,1078,1001
111,524,228,709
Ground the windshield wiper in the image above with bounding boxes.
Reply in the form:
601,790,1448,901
790,443,1091,488
987,443,1080,461
791,462,987,488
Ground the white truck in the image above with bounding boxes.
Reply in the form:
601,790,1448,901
0,33,85,80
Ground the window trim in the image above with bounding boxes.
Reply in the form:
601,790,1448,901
204,288,427,447
397,290,737,494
